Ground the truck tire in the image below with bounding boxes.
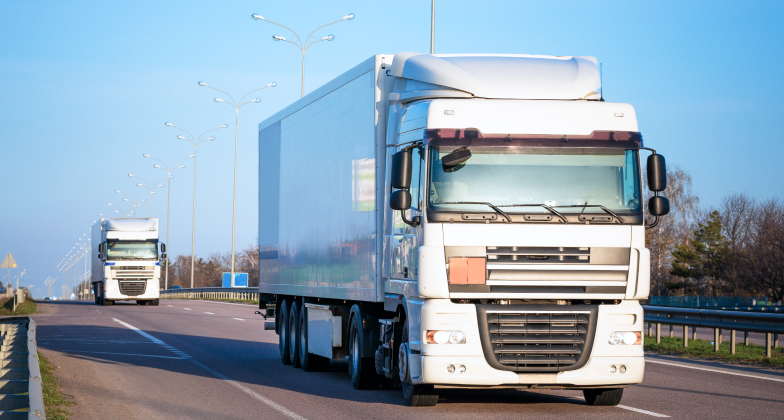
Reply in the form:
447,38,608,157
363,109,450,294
137,300,147,305
401,320,438,406
101,298,114,306
289,300,301,368
279,299,291,365
150,299,159,306
349,312,380,390
299,306,330,372
583,388,624,406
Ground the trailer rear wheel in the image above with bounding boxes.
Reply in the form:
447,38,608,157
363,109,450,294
279,299,292,365
349,312,380,389
583,388,624,406
289,300,302,368
401,320,438,406
299,306,330,372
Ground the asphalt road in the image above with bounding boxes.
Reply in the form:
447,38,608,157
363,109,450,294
33,300,784,419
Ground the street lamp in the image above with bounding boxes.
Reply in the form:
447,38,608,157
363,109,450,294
251,12,354,97
129,173,168,217
144,154,190,290
114,191,147,218
197,81,275,287
107,202,134,218
165,122,227,288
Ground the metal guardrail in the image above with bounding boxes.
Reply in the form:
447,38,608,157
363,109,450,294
160,287,260,302
0,317,45,419
643,305,784,358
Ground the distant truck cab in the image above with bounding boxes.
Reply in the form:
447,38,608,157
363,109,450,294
91,218,164,306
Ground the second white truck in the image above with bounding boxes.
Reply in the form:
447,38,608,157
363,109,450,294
91,218,165,306
257,53,669,406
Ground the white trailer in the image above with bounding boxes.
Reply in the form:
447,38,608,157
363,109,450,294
91,218,165,305
257,53,669,406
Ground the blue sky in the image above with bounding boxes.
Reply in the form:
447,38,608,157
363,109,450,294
1,1,782,298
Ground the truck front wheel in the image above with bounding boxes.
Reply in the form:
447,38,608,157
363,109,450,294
400,320,438,406
583,388,624,406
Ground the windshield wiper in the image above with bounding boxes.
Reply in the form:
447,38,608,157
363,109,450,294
554,204,625,223
495,204,568,224
437,201,512,223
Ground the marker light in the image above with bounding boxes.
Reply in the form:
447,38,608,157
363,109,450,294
608,331,642,345
426,330,466,344
608,365,617,374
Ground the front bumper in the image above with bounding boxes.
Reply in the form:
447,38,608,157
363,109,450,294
415,299,644,387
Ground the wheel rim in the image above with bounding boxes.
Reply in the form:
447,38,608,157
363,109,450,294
289,307,297,361
300,313,306,361
280,306,287,353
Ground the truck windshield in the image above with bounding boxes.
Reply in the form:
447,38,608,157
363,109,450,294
106,241,158,260
428,147,641,215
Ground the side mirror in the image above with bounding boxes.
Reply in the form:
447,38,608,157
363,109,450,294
161,253,168,260
160,243,166,253
98,253,104,260
390,190,411,211
98,243,104,253
391,150,412,189
648,196,670,216
647,154,667,192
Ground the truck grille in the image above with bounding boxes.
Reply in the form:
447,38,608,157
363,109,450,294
111,266,155,279
476,304,597,372
487,247,590,264
119,281,147,296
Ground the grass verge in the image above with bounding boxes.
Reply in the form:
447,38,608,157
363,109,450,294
39,352,75,420
0,297,37,315
645,335,784,368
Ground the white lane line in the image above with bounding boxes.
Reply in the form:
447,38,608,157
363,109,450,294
112,317,308,420
233,318,245,321
63,350,186,359
647,359,784,383
204,312,215,315
617,404,669,417
167,305,173,307
183,308,192,311
112,318,192,359
180,300,256,307
569,397,669,417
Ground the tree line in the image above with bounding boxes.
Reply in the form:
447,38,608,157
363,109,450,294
646,168,784,301
164,242,261,288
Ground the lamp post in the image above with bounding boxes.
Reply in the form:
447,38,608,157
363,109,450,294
107,202,134,218
113,190,147,218
165,122,227,288
143,154,190,290
129,174,167,217
251,12,354,97
197,81,275,287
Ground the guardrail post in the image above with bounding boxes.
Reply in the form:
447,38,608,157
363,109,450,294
669,324,673,338
775,333,779,348
656,323,661,344
766,333,772,358
719,328,723,344
692,326,697,340
714,328,720,351
731,330,736,355
744,331,749,346
683,325,688,348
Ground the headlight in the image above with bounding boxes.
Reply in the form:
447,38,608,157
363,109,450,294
609,331,642,345
426,330,466,344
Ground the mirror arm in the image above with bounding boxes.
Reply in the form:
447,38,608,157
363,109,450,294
401,211,420,227
641,147,657,154
646,215,660,230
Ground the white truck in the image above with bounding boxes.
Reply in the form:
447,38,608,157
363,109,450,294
91,218,165,306
257,53,669,406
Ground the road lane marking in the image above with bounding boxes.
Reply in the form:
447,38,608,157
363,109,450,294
112,317,308,420
233,318,245,321
647,358,784,383
183,308,192,311
177,300,256,307
112,318,192,358
617,404,669,417
63,350,186,359
204,312,215,315
569,397,669,417
167,305,173,307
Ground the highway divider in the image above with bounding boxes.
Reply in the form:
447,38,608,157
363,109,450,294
160,287,260,303
644,305,784,357
0,316,45,419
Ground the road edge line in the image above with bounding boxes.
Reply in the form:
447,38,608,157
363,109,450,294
646,359,784,383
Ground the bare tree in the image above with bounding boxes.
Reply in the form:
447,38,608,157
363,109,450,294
718,193,757,295
645,166,700,295
744,198,784,302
